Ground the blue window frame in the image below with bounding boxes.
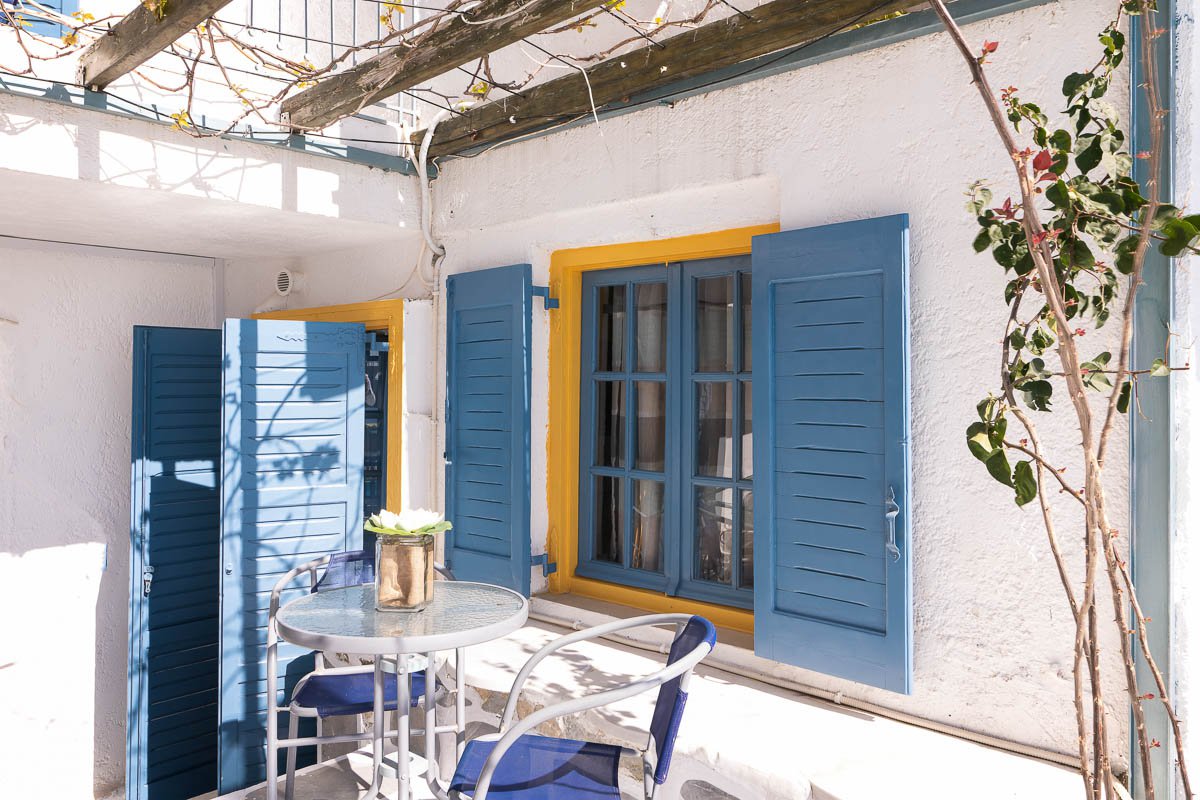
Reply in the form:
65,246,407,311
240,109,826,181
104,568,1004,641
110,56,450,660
578,256,753,609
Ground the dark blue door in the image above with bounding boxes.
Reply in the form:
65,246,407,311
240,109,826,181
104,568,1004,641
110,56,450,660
128,326,222,800
445,264,533,595
217,319,365,792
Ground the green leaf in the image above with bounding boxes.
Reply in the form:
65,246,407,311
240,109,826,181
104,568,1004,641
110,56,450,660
1029,328,1055,356
1013,460,1038,506
991,416,1008,449
1008,329,1026,350
1115,235,1140,274
1159,217,1198,257
1063,71,1092,98
965,182,993,215
1013,243,1035,276
1076,136,1103,174
973,228,993,253
967,422,995,462
977,396,998,422
1005,279,1021,305
1066,238,1096,269
1149,358,1170,377
1092,190,1125,215
986,448,1014,487
1121,185,1148,211
1045,180,1070,209
1021,379,1054,411
1117,380,1132,413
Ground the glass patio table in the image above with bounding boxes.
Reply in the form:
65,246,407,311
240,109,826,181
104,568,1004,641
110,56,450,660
275,580,528,800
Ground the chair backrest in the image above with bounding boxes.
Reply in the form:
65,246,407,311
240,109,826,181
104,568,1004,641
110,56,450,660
647,615,717,785
312,549,375,592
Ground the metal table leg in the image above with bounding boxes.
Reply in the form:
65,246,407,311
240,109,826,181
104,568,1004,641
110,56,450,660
396,653,412,800
369,659,384,797
456,647,466,761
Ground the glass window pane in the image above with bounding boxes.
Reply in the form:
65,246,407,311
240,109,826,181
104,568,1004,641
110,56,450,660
597,285,626,372
635,282,667,373
594,476,624,564
632,479,664,572
740,381,753,480
634,381,665,472
740,489,754,588
696,276,733,372
740,272,752,372
595,381,626,467
696,381,733,478
696,486,733,585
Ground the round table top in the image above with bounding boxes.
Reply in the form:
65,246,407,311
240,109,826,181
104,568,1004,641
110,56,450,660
275,581,528,654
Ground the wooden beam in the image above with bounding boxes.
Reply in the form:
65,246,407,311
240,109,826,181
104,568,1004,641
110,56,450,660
417,0,915,157
78,0,235,90
279,0,610,132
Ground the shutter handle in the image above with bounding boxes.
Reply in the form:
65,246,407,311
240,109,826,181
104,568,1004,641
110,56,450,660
884,487,901,562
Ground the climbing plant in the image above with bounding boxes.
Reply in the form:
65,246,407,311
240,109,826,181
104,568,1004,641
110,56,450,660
930,1,1191,797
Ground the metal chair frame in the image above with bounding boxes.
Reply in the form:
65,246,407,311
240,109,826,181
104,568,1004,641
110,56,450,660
266,553,455,800
440,613,715,800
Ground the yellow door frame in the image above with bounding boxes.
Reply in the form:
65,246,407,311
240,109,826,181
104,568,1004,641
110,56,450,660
254,299,405,511
547,224,779,634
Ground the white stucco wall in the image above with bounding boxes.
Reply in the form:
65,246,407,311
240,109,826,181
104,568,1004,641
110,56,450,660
0,238,217,798
0,0,1172,793
411,0,1133,762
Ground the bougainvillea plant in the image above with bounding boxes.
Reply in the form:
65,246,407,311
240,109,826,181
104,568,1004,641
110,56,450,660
931,1,1193,797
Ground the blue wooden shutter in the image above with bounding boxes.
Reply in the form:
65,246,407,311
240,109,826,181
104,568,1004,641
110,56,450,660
445,264,533,596
129,326,222,800
751,215,912,694
218,319,365,792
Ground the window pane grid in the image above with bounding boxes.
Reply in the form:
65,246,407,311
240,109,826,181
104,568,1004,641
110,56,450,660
580,260,751,601
690,268,752,592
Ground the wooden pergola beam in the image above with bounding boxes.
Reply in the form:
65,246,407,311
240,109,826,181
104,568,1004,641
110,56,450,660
78,0,235,90
279,0,611,132
417,0,916,157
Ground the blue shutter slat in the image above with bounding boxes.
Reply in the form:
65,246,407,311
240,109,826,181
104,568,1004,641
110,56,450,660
445,264,533,596
752,215,912,695
128,326,222,800
218,319,365,793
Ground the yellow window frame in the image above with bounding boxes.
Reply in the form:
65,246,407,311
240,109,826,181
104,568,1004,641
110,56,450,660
547,224,779,634
255,299,405,511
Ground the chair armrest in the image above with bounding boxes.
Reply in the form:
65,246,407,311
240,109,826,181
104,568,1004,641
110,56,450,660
498,614,693,731
467,641,710,800
268,555,332,621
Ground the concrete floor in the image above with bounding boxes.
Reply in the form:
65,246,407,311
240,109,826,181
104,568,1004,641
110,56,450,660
206,746,665,800
210,614,1084,800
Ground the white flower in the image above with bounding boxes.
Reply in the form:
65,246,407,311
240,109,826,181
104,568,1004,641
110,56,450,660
395,508,443,531
367,508,451,535
376,509,403,530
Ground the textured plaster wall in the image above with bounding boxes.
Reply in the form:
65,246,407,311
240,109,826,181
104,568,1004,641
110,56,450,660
417,0,1132,760
0,238,216,798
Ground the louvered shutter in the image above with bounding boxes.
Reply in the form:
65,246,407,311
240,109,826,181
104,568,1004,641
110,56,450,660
445,264,533,596
217,319,365,791
128,326,222,800
751,215,912,694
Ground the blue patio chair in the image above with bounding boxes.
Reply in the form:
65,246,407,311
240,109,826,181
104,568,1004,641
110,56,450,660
267,549,452,800
443,614,717,800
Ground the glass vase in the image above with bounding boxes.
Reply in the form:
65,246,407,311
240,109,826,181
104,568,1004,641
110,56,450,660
375,533,435,612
